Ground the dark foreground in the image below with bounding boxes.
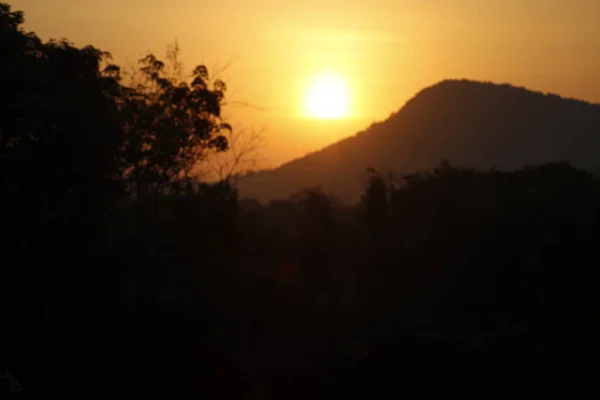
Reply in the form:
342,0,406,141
2,322,598,398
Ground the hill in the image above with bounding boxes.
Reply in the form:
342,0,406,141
237,80,600,203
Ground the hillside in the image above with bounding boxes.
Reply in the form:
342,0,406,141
237,80,600,203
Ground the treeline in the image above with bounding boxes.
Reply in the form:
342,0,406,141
1,1,231,320
2,2,600,399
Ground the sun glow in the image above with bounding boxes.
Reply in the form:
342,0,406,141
303,75,351,119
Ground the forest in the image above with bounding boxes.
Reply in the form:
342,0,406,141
2,2,600,398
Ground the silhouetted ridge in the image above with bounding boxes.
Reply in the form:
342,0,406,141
238,79,600,203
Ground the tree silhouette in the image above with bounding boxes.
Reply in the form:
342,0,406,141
203,127,265,184
1,3,123,225
361,168,389,239
1,2,125,323
119,52,230,203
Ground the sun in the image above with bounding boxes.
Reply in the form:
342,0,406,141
303,75,351,119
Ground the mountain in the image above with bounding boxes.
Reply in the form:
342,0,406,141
238,80,600,203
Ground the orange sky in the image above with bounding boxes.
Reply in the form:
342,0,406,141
11,0,600,168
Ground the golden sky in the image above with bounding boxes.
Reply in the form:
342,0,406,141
11,0,600,168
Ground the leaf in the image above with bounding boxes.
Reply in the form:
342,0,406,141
209,135,228,152
213,79,226,92
191,77,207,89
192,65,209,80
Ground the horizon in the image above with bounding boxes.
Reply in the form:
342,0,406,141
10,0,600,169
249,78,600,173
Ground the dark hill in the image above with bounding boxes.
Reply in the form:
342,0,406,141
238,80,600,203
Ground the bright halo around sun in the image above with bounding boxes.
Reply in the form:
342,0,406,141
303,75,351,119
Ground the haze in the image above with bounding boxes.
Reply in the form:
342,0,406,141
12,0,600,167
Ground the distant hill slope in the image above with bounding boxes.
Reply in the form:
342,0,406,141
238,80,600,203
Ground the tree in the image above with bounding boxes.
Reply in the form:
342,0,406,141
119,51,230,202
1,2,125,321
0,2,124,225
361,168,390,238
202,127,265,184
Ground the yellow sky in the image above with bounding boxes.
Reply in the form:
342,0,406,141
11,0,600,168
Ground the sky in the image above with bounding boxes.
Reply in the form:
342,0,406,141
10,0,600,168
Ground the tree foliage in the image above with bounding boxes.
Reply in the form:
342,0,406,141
1,3,123,231
119,53,231,199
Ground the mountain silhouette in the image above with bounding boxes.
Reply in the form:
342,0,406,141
238,79,600,203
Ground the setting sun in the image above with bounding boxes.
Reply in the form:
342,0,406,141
303,75,351,119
